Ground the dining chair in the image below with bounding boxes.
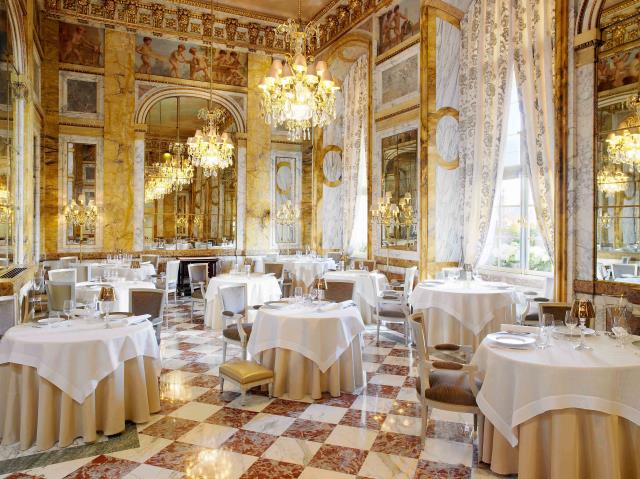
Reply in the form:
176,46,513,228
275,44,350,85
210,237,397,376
219,284,254,362
46,281,76,314
188,263,209,320
59,256,79,268
282,270,294,297
48,268,77,283
387,266,418,299
243,257,255,272
355,259,376,271
219,259,233,274
73,264,91,283
0,296,14,337
324,280,355,303
409,311,483,452
129,288,165,344
264,262,285,290
538,302,576,326
370,275,411,345
326,251,343,263
140,254,160,269
157,260,180,303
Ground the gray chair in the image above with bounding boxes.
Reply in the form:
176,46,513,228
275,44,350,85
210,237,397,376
46,281,76,313
73,264,90,283
157,259,180,303
371,274,411,345
324,280,355,303
409,312,483,452
219,284,259,363
141,254,160,269
612,263,638,278
188,262,208,320
48,268,77,283
129,288,165,344
264,262,285,290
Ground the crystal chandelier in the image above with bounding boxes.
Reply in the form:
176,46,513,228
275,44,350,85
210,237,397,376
63,197,98,260
275,200,300,226
144,145,194,203
186,107,234,177
607,91,640,168
258,0,339,141
597,165,629,194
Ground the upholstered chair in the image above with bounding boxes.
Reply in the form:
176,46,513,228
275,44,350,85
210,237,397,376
48,268,78,283
187,263,208,320
129,288,165,344
219,284,260,362
46,281,76,314
324,280,355,303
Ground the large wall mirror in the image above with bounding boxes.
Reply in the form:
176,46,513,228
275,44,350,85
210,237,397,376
0,0,17,266
143,96,237,249
380,128,418,251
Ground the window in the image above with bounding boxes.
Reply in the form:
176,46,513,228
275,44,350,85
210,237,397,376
484,76,552,274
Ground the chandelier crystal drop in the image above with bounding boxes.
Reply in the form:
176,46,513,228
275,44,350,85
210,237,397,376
606,91,640,169
144,145,194,203
258,0,339,141
275,200,300,226
186,107,234,178
597,165,629,194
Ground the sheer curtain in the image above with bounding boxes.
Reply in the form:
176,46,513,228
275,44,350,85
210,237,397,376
513,0,555,258
460,0,513,266
341,55,369,255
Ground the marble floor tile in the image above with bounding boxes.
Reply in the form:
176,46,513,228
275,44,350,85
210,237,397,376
22,457,97,479
307,444,368,475
357,451,419,479
221,430,278,456
282,419,336,443
142,417,200,440
242,413,296,436
205,407,259,428
59,455,139,478
367,375,406,387
108,434,173,463
122,463,185,479
297,467,355,479
239,458,304,479
169,402,222,422
380,414,422,436
350,396,395,414
370,432,422,459
298,404,348,424
261,399,311,418
324,425,378,450
420,437,474,467
177,422,237,449
414,459,471,479
262,437,322,466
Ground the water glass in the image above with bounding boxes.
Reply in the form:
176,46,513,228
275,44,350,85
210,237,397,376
244,264,251,276
564,311,578,339
63,299,74,321
310,288,318,302
536,326,551,349
612,312,630,348
317,289,325,302
358,262,364,271
294,287,303,303
541,313,556,329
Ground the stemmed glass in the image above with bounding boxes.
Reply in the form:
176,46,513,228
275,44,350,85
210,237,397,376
63,299,74,322
564,311,578,341
358,262,364,271
294,287,303,303
572,299,594,351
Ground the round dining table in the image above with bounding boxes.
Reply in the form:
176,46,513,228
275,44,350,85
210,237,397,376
76,280,156,312
84,262,156,281
472,333,640,478
323,270,388,324
0,317,160,450
248,301,365,400
204,273,282,329
275,256,336,288
409,280,520,349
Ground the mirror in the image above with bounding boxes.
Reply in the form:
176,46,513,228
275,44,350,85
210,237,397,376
380,128,418,251
274,156,298,244
143,96,237,250
0,0,16,266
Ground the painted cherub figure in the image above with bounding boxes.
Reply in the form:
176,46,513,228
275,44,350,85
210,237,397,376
169,44,187,78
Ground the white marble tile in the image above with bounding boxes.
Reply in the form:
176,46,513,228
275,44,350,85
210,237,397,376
299,404,348,424
429,409,474,425
420,437,474,467
363,346,393,355
350,396,395,414
123,464,184,479
325,425,378,450
169,402,222,422
367,374,406,387
108,434,173,463
242,413,296,435
23,456,97,479
298,467,356,479
177,423,237,449
225,394,273,412
358,451,419,479
262,436,322,466
396,387,419,402
381,414,422,436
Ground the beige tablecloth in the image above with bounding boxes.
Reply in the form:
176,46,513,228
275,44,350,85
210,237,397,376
0,356,160,450
480,409,640,478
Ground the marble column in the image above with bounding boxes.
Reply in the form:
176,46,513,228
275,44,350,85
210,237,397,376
133,137,144,250
301,140,313,248
244,53,272,254
102,30,136,251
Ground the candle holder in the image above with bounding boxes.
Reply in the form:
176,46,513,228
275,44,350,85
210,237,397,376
98,286,116,328
570,299,595,351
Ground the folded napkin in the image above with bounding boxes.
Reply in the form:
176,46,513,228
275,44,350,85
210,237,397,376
499,324,539,334
108,314,151,328
318,302,341,312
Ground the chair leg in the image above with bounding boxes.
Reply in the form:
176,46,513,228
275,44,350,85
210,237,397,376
473,413,478,433
241,389,246,406
220,377,224,392
190,299,194,322
222,341,227,363
478,412,485,460
420,403,428,448
376,318,381,345
241,344,247,361
268,383,273,398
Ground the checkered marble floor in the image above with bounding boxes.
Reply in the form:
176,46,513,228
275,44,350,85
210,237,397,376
3,300,505,479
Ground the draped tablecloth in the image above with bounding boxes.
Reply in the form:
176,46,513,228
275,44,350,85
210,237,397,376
276,257,336,287
324,270,388,324
472,335,640,478
409,281,519,347
204,273,282,329
76,280,156,312
0,320,161,450
84,262,156,281
248,303,365,399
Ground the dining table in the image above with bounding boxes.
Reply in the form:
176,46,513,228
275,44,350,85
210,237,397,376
273,256,336,288
84,261,156,281
409,280,520,349
76,279,156,312
472,332,640,478
0,316,161,450
248,300,365,400
323,270,388,324
204,272,282,329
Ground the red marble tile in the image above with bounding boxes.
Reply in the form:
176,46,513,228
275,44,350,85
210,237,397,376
239,458,304,479
365,384,401,399
61,455,138,479
197,388,241,406
307,444,369,475
4,474,43,479
403,376,418,388
282,419,336,442
180,362,211,374
206,407,259,428
176,342,196,350
389,400,421,417
375,340,398,348
177,351,206,361
362,353,387,363
221,430,278,456
314,393,358,408
261,398,310,418
414,460,471,479
145,441,208,472
339,409,387,430
387,349,411,357
376,364,410,376
426,419,474,444
370,431,422,459
142,416,199,440
159,397,190,414
188,374,221,388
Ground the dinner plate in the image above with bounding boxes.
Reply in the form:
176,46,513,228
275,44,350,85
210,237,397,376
487,332,536,348
38,317,62,325
263,301,289,309
553,325,596,336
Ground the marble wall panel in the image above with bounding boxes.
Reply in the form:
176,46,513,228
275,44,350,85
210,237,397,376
133,138,144,250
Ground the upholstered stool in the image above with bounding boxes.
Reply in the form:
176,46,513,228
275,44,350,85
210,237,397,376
219,359,274,405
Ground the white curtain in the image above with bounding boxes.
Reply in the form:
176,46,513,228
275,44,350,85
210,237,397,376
460,0,513,266
341,55,369,255
513,0,555,258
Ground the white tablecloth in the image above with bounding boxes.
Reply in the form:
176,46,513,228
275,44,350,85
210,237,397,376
277,257,336,287
324,271,388,324
205,273,282,329
76,280,156,312
409,281,519,338
85,262,156,281
0,319,160,403
248,302,365,372
472,334,640,447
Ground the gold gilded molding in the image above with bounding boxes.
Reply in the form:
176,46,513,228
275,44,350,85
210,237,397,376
133,73,247,93
375,35,420,65
319,144,343,187
424,0,463,21
431,107,459,169
58,62,104,75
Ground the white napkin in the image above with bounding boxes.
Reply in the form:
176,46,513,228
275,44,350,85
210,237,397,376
499,324,539,334
318,302,341,312
108,314,151,328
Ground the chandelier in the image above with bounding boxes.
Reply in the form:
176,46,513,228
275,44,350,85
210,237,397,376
144,145,194,202
258,0,339,141
186,107,234,177
370,192,415,227
606,91,640,168
275,200,300,226
597,165,629,194
63,197,98,260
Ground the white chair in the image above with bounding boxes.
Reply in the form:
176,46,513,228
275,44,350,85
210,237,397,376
48,268,77,283
73,264,91,283
188,263,208,320
59,256,78,268
409,311,483,452
159,260,180,303
387,266,418,300
219,284,253,362
371,274,411,345
46,281,76,313
90,264,106,281
612,263,638,278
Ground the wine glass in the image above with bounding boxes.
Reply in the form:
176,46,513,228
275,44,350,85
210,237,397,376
564,311,578,340
359,262,364,271
100,300,113,328
63,299,74,322
612,310,630,348
294,287,303,303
